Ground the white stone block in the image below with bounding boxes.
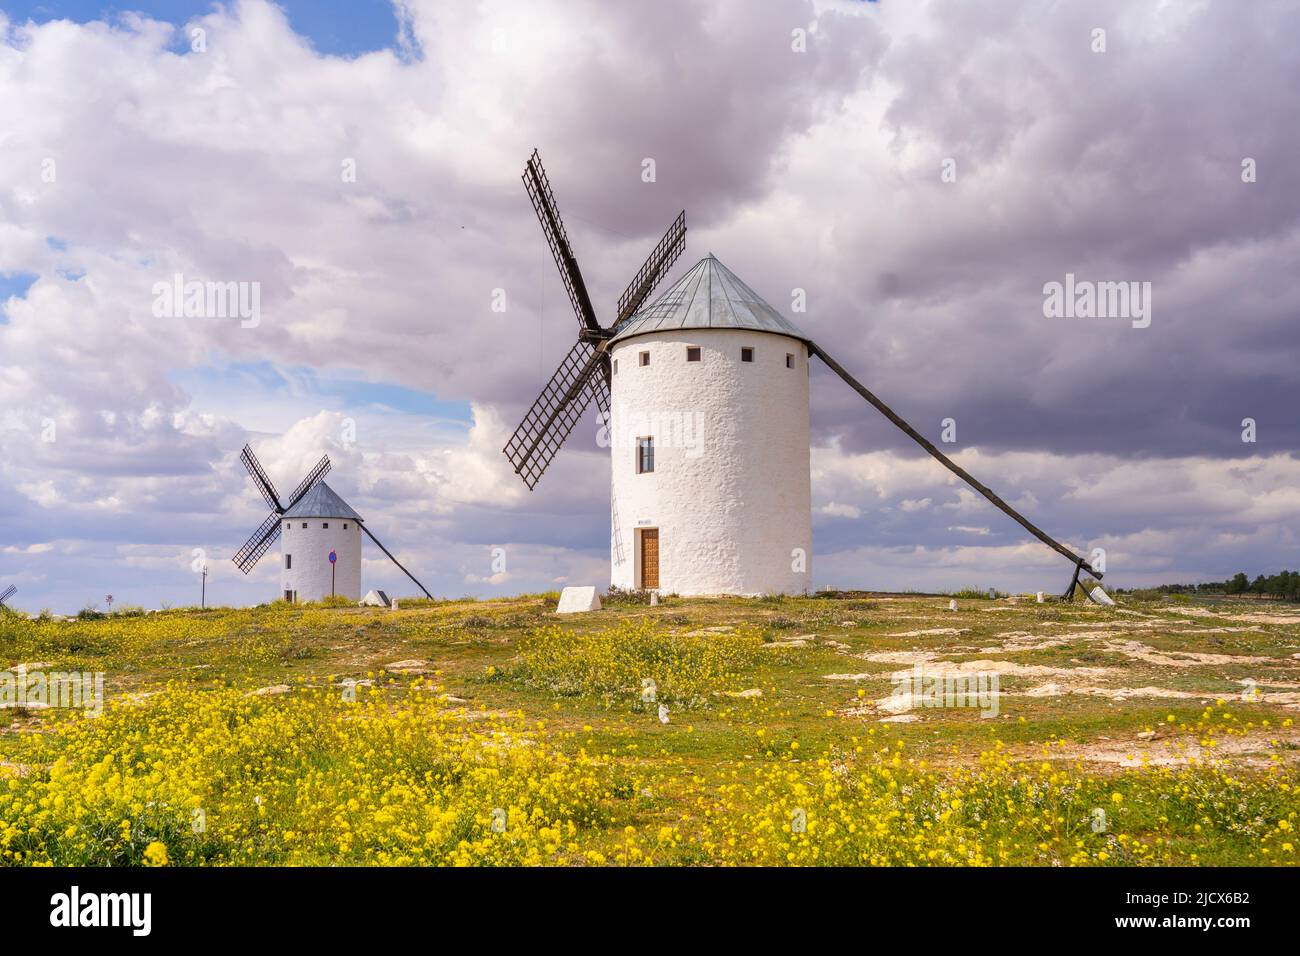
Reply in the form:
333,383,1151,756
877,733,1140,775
1090,586,1116,606
556,586,602,614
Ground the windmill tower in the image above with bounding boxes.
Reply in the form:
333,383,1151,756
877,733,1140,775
503,151,1104,599
278,483,363,602
232,445,432,603
606,255,813,594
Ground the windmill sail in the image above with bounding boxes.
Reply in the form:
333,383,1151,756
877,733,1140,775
503,341,608,490
614,210,687,327
284,456,332,510
240,444,283,511
0,584,16,607
523,149,600,332
231,451,332,574
233,510,284,574
808,342,1101,580
504,149,686,490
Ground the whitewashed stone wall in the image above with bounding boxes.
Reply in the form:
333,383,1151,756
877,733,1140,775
280,519,362,602
608,328,812,596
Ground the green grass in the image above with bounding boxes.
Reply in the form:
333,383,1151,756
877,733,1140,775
1,593,1298,865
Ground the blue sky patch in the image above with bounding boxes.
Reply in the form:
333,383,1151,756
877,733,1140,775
2,1,403,57
0,271,38,323
174,360,473,426
0,271,38,299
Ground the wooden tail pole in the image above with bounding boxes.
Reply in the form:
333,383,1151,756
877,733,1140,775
1063,560,1084,600
809,342,1101,579
361,524,434,599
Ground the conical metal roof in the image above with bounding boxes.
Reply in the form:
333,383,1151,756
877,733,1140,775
281,481,364,521
610,254,811,343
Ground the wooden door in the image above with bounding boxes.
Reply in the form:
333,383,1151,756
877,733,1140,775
640,529,659,589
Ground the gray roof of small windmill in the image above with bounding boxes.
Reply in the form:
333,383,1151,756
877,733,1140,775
281,481,364,521
610,254,811,344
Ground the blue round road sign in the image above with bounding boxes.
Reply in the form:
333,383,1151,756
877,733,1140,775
328,551,337,564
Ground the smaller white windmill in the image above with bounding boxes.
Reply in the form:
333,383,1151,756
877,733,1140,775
232,444,431,603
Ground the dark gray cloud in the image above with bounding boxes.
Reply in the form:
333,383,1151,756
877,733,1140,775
798,0,1300,459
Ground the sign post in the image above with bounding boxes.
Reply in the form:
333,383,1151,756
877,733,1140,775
329,550,337,598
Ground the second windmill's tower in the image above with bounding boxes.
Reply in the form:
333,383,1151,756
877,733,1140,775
279,482,363,603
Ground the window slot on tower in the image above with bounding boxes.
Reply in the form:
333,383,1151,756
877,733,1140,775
285,554,292,570
636,437,655,474
323,522,329,529
786,353,794,368
613,359,618,375
639,351,650,367
741,347,754,362
686,346,701,362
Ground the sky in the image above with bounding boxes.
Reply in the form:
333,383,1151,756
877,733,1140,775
1,0,1298,613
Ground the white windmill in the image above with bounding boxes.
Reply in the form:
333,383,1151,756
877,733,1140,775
232,445,431,603
502,151,1104,599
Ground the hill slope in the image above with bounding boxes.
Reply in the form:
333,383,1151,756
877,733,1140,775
1,593,1297,865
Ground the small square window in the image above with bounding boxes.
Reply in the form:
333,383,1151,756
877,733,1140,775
301,522,307,529
323,522,329,529
741,347,754,363
686,346,701,362
343,523,348,529
786,353,794,369
639,351,650,367
636,437,655,474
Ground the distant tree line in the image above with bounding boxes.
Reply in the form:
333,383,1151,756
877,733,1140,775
1124,570,1300,600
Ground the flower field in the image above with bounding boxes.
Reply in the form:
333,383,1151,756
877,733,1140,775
1,593,1298,866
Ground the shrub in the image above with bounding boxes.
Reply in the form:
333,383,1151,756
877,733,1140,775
767,615,803,630
950,587,1004,600
602,586,654,607
514,618,766,708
